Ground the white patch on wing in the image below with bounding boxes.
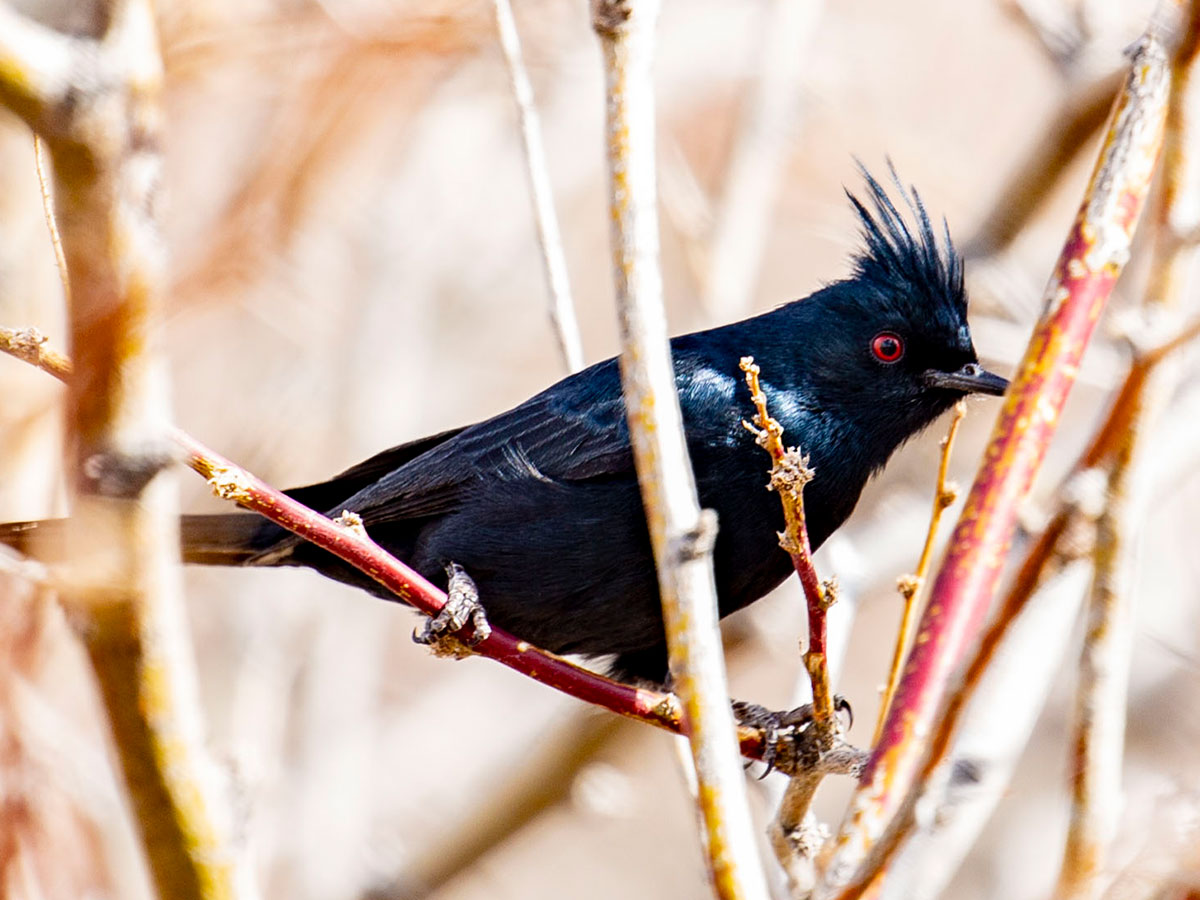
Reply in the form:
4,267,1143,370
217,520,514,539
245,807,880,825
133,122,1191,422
761,385,805,424
686,366,739,405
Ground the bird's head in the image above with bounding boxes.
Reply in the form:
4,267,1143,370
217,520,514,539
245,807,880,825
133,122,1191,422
788,166,1006,459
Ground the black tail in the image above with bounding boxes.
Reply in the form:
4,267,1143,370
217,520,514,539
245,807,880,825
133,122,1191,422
0,514,279,567
180,514,280,565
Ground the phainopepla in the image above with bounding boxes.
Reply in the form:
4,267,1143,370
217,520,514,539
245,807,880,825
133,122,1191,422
1,169,1007,683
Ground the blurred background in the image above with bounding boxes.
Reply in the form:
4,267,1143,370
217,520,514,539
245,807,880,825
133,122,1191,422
2,0,1199,898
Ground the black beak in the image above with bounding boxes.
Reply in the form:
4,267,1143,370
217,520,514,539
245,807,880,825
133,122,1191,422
923,363,1009,396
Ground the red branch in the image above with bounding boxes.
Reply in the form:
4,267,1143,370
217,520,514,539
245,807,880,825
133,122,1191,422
821,29,1171,893
0,327,787,763
174,431,671,717
170,428,789,760
739,356,835,737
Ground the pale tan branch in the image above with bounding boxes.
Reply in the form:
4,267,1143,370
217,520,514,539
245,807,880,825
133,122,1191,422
593,2,768,897
0,2,243,897
492,0,584,373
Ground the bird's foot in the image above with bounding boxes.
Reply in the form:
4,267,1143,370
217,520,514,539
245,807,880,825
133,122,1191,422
413,562,492,659
732,696,853,777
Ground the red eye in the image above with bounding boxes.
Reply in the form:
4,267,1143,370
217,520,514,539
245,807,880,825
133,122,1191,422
871,332,904,363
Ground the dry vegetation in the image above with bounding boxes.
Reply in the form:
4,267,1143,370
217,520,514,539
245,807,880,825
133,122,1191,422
1,0,1199,899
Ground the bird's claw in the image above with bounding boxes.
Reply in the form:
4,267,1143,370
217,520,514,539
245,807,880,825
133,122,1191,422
732,696,853,777
413,562,491,659
733,700,814,777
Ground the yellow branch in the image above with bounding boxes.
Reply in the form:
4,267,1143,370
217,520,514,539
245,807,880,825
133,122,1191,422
873,400,966,745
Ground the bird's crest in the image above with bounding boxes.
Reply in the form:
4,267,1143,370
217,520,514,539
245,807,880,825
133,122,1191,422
844,161,966,320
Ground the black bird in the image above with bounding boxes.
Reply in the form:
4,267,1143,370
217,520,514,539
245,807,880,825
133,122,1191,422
1,170,1007,683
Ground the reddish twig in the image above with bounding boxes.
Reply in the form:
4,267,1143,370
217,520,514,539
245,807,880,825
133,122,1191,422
178,432,682,728
739,356,835,738
176,432,789,764
822,27,1172,895
1057,5,1200,894
741,355,864,897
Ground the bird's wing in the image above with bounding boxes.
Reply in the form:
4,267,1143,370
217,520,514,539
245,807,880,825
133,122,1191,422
348,361,637,526
334,353,748,528
283,425,468,512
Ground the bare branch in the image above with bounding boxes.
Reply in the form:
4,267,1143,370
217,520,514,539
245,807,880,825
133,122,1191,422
877,563,1093,900
0,326,824,776
492,0,584,373
769,742,867,897
1056,5,1200,895
592,3,768,897
807,97,1200,896
33,137,70,303
1055,452,1136,899
741,355,865,896
1,2,248,895
739,356,835,738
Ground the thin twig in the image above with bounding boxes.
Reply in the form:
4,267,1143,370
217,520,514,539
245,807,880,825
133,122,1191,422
741,356,860,895
822,26,1172,897
0,328,72,380
873,400,965,745
592,3,768,897
739,356,835,739
32,137,69,304
492,0,584,373
178,432,694,732
768,744,868,897
1055,450,1136,900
